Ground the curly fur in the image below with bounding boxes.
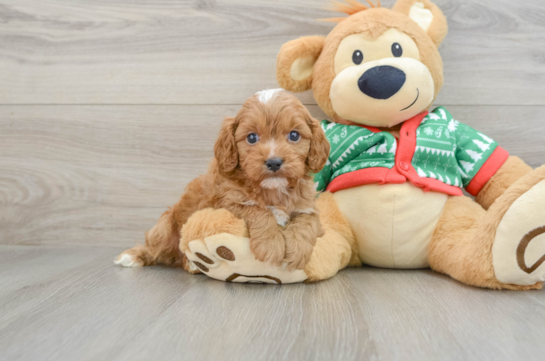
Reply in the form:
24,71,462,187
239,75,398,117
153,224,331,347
119,90,330,271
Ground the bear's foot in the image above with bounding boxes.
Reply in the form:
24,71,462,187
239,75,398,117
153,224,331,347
493,167,545,286
184,233,308,284
181,208,308,284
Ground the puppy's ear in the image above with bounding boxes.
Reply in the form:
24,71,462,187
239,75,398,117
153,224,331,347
214,116,239,173
277,36,325,93
392,0,448,47
305,114,330,174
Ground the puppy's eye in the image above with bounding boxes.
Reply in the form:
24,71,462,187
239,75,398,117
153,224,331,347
352,50,364,65
246,133,259,144
392,43,403,57
288,131,300,143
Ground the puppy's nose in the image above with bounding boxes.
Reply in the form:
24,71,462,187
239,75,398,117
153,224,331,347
358,65,406,99
266,157,283,172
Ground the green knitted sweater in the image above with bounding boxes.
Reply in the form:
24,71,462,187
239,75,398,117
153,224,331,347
314,107,508,196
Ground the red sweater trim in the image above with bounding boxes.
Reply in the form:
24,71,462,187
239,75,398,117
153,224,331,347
466,146,509,196
326,167,406,193
325,167,464,196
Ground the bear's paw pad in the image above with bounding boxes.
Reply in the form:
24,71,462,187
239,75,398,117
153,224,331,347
493,179,545,285
184,233,308,284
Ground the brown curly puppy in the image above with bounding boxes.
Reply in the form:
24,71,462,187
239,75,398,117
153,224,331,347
116,89,330,271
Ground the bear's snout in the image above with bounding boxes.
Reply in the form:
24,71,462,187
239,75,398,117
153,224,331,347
358,66,406,100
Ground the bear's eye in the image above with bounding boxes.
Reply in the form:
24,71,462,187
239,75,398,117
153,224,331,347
352,50,364,65
288,130,300,143
246,133,259,144
392,43,403,57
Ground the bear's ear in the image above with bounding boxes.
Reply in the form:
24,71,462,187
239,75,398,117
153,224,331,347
392,0,448,47
277,36,325,93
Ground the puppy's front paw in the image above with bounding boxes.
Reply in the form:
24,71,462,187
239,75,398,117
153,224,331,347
283,232,315,271
250,233,286,266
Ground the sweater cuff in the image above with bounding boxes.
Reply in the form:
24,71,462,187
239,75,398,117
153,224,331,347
466,146,509,197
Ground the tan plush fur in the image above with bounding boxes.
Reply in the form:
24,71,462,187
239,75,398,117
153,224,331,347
329,0,382,17
391,0,448,47
180,208,249,253
315,192,361,267
321,0,381,23
118,91,330,271
429,166,545,290
292,191,361,282
475,156,533,210
303,227,353,282
277,36,325,93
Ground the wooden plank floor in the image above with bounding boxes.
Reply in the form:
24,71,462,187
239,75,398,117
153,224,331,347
1,0,545,360
1,245,545,361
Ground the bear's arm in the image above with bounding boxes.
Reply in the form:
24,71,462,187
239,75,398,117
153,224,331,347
444,108,530,208
448,115,532,209
475,156,533,210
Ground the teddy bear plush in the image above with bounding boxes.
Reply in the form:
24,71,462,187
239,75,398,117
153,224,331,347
180,0,545,289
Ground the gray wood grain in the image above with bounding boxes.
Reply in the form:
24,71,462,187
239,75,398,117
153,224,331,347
1,1,545,360
1,105,544,247
0,245,544,361
0,0,544,105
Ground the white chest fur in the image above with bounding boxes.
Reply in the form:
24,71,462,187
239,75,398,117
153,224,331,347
267,206,290,227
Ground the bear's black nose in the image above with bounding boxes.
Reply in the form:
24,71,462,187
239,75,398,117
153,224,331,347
358,66,406,100
266,157,283,172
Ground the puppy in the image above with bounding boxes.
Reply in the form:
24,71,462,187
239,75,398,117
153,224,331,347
116,89,330,271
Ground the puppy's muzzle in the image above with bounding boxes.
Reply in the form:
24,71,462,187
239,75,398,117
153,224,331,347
358,65,406,100
266,157,283,172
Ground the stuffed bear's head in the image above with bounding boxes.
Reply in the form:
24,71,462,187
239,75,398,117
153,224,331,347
277,0,448,128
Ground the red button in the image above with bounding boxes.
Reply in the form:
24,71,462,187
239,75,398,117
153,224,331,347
399,161,409,171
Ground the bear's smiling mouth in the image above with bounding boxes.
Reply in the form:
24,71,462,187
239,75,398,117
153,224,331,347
400,88,419,111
